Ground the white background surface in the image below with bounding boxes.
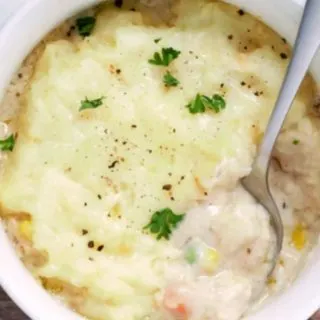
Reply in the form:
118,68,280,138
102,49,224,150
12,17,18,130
0,0,24,27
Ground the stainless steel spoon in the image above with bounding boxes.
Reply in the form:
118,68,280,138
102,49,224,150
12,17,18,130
242,0,320,265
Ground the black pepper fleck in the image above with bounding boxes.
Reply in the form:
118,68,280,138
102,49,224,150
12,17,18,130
227,34,233,40
18,73,23,78
131,124,137,128
282,202,287,209
247,248,252,254
220,83,225,88
241,81,246,86
162,184,172,191
82,229,88,236
114,0,123,8
97,194,102,200
84,202,88,206
108,160,119,169
280,52,288,59
88,241,95,248
116,69,121,74
97,245,104,252
237,9,245,16
170,197,175,201
282,37,287,44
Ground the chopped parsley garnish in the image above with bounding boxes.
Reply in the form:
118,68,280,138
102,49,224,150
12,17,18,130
293,139,300,145
0,134,15,151
76,16,96,37
154,38,162,44
163,71,180,87
144,208,185,240
186,93,206,114
79,97,105,111
186,94,226,114
208,94,226,112
148,47,181,66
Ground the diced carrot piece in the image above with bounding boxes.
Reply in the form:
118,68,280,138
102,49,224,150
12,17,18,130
176,304,187,314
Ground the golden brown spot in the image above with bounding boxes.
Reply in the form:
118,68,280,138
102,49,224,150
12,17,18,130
110,203,121,218
22,249,48,268
0,208,32,221
108,64,117,74
40,277,88,304
118,243,133,256
251,124,263,145
194,176,207,195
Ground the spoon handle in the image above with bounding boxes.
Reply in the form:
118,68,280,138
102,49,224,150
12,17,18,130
253,0,320,173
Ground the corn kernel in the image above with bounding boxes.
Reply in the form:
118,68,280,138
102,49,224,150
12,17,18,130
19,220,33,240
201,247,220,274
292,223,306,251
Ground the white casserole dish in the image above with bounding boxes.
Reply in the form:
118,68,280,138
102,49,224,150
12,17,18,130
0,0,319,319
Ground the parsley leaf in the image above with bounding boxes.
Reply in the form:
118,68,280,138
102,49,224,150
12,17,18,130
186,93,206,114
186,94,226,114
163,71,180,87
148,47,181,66
207,94,226,112
79,97,105,111
0,134,15,151
144,208,185,240
154,38,162,44
76,16,96,37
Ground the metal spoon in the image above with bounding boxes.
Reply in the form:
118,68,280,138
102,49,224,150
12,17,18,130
242,0,320,265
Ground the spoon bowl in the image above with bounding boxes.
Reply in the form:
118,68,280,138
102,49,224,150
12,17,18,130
242,0,320,270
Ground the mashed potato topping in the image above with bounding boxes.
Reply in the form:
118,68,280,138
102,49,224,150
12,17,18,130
0,1,318,320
